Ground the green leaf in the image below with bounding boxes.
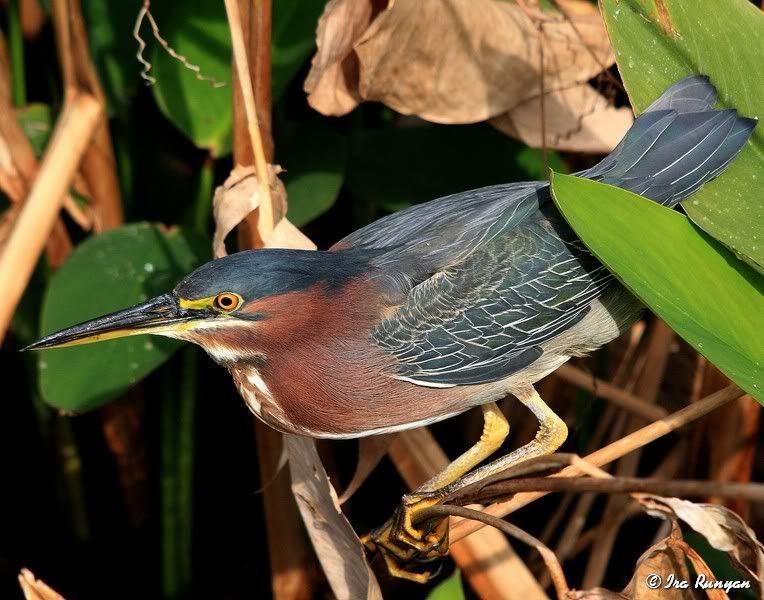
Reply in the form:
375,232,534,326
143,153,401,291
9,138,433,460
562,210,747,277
272,0,325,104
278,122,347,227
347,124,566,214
150,0,232,156
551,172,764,403
38,223,211,412
17,103,52,156
601,0,764,272
426,570,465,600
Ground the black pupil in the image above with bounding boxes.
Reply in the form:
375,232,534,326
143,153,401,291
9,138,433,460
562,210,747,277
219,295,233,308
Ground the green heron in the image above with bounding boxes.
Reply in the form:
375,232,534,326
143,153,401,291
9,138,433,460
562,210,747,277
27,76,755,581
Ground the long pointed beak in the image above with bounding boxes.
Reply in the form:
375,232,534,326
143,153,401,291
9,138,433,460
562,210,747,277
23,293,201,351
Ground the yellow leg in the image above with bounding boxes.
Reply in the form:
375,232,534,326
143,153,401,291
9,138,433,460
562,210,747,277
364,387,567,582
442,384,567,493
420,401,510,492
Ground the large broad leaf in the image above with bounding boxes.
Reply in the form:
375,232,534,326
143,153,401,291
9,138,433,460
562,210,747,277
272,0,326,104
601,0,764,272
551,173,764,403
278,122,347,227
346,124,566,213
38,224,210,412
150,0,232,156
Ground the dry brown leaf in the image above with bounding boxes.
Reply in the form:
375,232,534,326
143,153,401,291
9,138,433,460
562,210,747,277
620,524,693,600
639,495,764,592
490,83,633,153
285,434,382,600
266,217,317,251
18,569,66,600
305,0,630,151
304,0,387,115
212,164,287,257
339,433,396,505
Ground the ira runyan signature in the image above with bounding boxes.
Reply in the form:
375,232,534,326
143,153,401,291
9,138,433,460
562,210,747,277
646,573,751,594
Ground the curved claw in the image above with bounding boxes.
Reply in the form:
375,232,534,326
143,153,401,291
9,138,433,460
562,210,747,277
362,492,451,582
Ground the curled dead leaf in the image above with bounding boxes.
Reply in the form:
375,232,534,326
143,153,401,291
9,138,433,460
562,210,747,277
620,523,693,600
490,83,633,153
285,434,382,600
638,495,764,592
212,164,287,257
305,0,631,151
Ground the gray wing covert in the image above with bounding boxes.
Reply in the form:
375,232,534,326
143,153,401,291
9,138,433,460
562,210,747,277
372,207,613,387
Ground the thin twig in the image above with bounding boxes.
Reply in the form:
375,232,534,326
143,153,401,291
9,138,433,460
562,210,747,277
422,505,570,600
450,383,744,543
457,476,764,504
224,0,274,239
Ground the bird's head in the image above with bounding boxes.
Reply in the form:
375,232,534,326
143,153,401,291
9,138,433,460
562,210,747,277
25,249,372,365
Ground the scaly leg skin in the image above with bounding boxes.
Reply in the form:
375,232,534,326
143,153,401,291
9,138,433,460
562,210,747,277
362,402,509,580
363,385,568,582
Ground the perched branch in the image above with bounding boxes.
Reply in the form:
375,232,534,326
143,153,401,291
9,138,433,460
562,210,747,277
450,383,744,543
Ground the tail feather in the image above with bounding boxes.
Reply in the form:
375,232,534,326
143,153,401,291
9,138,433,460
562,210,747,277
580,75,757,208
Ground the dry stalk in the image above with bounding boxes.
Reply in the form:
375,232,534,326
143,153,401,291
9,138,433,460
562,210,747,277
0,93,101,341
51,0,122,231
450,383,744,543
224,0,274,240
225,2,314,598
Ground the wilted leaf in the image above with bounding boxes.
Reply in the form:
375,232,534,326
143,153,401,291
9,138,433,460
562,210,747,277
304,0,383,115
620,524,693,600
639,496,764,590
601,0,764,271
551,173,764,403
491,83,633,153
338,434,396,505
306,0,630,151
285,434,382,600
278,122,347,228
39,224,210,412
212,165,287,257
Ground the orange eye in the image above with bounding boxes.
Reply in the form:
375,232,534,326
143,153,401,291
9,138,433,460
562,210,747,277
214,293,241,311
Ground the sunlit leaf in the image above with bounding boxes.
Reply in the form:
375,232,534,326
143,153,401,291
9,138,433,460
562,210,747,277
601,0,764,272
38,224,210,411
551,173,764,403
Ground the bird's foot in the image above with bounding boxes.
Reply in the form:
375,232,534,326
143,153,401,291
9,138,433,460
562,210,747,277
361,492,450,583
